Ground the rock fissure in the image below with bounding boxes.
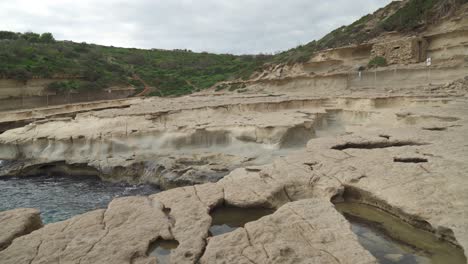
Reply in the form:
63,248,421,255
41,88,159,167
234,228,260,264
77,213,109,264
318,249,341,264
288,207,316,232
282,187,293,202
331,140,426,150
419,164,431,173
393,157,429,163
261,244,270,260
28,238,43,264
192,186,204,205
320,153,353,162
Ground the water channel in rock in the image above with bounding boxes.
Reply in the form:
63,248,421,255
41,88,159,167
209,206,275,236
335,202,467,264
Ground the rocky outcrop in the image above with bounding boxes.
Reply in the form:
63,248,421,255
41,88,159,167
0,208,43,251
1,94,467,263
0,47,467,263
0,95,381,188
200,199,376,264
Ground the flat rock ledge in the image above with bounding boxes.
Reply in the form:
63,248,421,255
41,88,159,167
0,97,467,264
0,188,376,264
0,208,43,251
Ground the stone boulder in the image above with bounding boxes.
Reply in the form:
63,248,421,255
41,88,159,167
0,208,43,251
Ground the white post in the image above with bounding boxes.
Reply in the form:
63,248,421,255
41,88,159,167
426,57,432,81
374,69,377,87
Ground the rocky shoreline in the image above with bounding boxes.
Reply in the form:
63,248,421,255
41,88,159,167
0,91,467,263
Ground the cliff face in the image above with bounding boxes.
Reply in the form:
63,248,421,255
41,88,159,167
210,0,468,97
0,78,136,111
0,79,54,98
273,0,467,63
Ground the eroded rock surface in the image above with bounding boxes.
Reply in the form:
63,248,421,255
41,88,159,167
1,66,468,264
0,208,43,251
200,199,376,264
0,94,467,263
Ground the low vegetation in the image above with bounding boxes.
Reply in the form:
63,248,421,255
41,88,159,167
368,56,387,68
0,31,270,96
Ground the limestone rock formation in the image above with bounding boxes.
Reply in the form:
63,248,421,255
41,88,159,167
1,94,467,263
0,208,43,251
200,199,376,264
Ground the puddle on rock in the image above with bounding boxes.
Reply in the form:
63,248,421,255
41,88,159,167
148,239,179,264
335,202,467,264
209,207,274,236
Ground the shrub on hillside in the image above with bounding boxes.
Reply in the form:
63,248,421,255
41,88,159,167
47,80,80,93
380,0,437,31
40,33,55,43
9,68,32,83
368,56,387,68
0,31,19,40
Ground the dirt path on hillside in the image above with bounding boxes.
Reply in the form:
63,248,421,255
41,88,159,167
133,74,162,96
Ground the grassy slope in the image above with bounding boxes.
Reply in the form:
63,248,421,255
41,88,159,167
98,46,270,96
0,35,270,96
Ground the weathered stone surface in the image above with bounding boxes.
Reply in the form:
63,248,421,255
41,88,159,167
1,95,468,263
150,186,219,263
371,37,428,65
200,199,376,264
0,208,43,251
0,95,331,189
0,197,172,264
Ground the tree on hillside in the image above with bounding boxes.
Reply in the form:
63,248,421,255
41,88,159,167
21,32,41,43
0,31,19,40
9,68,32,84
40,33,55,43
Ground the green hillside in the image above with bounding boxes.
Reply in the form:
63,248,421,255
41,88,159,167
0,32,270,96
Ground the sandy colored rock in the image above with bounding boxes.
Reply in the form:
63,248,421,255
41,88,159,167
0,197,172,264
0,208,43,251
1,95,468,263
200,199,376,264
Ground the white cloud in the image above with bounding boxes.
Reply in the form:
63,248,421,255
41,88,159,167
0,0,392,54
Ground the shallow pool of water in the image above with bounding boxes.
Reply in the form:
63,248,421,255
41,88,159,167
209,207,274,236
0,175,159,224
335,202,466,264
148,239,179,264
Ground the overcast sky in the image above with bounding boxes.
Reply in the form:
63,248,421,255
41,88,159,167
0,0,392,54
